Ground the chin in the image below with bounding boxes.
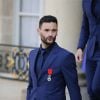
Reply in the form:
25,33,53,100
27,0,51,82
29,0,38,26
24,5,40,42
47,41,54,44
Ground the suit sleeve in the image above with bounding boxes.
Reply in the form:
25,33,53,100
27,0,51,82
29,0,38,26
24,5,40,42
61,53,82,100
26,52,33,100
77,1,89,50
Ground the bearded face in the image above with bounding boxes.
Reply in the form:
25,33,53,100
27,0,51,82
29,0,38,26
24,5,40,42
38,22,58,46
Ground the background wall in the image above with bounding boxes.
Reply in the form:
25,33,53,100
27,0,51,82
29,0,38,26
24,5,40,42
0,0,2,43
44,0,82,53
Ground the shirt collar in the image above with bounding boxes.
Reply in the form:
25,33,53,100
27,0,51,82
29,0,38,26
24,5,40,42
39,42,55,54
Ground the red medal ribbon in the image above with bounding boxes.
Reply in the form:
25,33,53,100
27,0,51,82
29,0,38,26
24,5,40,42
48,68,53,75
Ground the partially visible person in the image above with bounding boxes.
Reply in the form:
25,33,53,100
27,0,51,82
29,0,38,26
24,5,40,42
27,15,82,100
75,0,100,100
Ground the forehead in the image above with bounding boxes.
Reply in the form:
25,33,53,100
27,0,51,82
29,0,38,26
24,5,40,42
41,22,57,29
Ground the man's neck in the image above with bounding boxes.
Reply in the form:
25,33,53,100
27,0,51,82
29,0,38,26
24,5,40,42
41,42,50,49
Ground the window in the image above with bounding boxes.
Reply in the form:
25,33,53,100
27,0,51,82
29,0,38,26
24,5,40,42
0,0,43,47
0,0,14,44
14,0,44,47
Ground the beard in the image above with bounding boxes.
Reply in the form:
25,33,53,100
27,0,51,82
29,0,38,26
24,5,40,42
41,36,56,46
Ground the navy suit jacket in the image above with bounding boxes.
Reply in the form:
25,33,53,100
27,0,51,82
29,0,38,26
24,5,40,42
27,43,82,100
78,0,100,59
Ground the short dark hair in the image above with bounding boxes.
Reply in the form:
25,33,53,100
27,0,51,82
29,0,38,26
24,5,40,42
39,15,58,28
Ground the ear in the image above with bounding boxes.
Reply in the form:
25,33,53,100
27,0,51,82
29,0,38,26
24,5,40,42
37,28,39,32
37,28,41,34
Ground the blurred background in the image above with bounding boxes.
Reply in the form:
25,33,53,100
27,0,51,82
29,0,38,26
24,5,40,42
0,0,89,100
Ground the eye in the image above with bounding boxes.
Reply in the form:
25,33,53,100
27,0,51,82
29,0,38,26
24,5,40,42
52,29,57,32
45,29,49,32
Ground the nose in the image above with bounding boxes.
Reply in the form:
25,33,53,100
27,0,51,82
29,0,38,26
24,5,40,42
48,31,53,36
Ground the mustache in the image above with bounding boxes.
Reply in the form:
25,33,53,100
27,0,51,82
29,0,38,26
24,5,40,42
47,36,54,39
41,36,56,45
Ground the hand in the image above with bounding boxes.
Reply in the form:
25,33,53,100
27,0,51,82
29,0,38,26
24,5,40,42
75,48,83,63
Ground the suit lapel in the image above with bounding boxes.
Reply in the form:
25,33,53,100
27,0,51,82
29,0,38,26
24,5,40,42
84,0,96,21
83,0,92,16
38,43,59,80
90,0,93,16
90,0,96,18
31,48,39,87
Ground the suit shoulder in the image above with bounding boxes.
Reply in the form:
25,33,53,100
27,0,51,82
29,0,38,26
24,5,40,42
59,48,76,67
59,47,74,57
29,48,39,57
58,47,76,62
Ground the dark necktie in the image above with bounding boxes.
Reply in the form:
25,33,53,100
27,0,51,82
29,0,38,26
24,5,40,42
39,50,45,69
36,49,45,78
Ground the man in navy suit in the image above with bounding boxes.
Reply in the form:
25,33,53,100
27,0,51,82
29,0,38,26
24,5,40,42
27,15,82,100
75,0,100,100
